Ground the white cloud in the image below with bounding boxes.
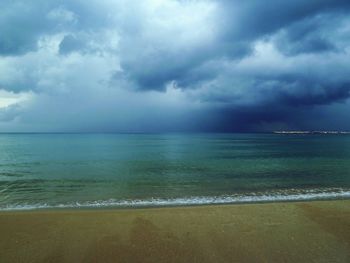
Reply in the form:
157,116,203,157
47,6,77,25
0,90,33,108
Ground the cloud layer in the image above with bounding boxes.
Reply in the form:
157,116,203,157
1,0,350,132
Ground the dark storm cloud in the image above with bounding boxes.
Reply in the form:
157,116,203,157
242,74,350,107
272,13,346,55
220,0,350,38
0,0,350,132
277,81,350,107
119,0,350,93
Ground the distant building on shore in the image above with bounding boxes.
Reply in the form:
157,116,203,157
273,131,350,135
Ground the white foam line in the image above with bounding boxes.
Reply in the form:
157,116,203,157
1,188,350,211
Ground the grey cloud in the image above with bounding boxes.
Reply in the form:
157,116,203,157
59,34,85,55
220,0,350,39
0,104,22,122
118,0,350,92
0,0,113,56
0,0,48,55
272,13,348,55
0,1,74,55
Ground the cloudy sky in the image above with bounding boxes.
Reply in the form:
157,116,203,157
1,0,350,132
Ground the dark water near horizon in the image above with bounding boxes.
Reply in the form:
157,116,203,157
1,133,350,210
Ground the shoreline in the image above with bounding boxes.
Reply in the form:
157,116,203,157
1,199,349,262
1,196,350,213
2,186,350,212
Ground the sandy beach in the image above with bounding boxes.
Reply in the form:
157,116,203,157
0,200,349,263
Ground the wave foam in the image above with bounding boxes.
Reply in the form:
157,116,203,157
1,188,350,211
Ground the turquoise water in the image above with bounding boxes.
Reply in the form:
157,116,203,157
1,133,350,210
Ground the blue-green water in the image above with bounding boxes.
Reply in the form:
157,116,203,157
1,133,350,210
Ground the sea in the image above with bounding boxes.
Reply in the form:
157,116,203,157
0,133,350,211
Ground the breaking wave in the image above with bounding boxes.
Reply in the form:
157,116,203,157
1,187,350,211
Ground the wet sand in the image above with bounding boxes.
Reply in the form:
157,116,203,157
0,200,349,263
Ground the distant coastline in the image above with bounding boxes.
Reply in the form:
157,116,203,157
273,131,350,135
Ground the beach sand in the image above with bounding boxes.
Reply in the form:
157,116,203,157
0,200,349,263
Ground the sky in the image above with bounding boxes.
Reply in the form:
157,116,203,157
0,0,350,132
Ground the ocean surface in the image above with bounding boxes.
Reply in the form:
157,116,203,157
0,133,350,210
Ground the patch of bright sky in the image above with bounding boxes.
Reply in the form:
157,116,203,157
0,90,33,108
